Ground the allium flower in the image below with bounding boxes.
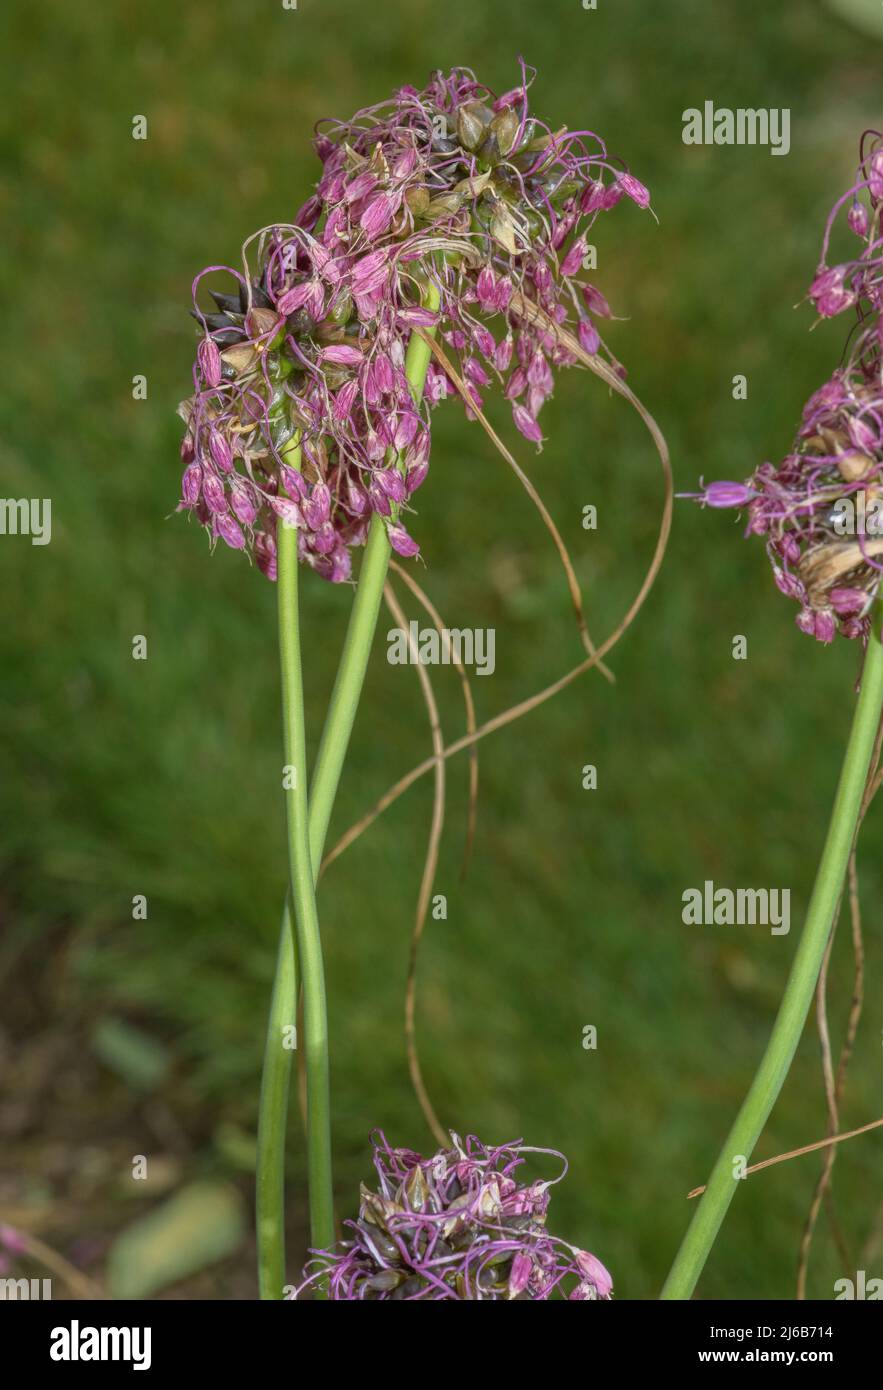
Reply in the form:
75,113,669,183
294,1131,613,1300
688,131,883,642
178,61,650,581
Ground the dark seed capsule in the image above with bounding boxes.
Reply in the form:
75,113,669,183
193,311,237,332
356,1220,401,1263
396,1275,424,1300
365,1268,406,1292
476,131,501,165
210,290,242,315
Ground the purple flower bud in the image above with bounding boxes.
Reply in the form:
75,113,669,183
394,410,419,450
333,378,360,422
209,431,233,473
617,171,651,208
580,181,606,214
560,238,586,278
810,265,854,318
465,357,491,389
197,336,222,387
701,480,754,508
202,470,227,515
477,265,497,311
367,477,392,515
392,146,417,179
494,334,514,372
397,306,439,328
360,192,399,239
346,475,369,515
509,1251,533,1297
829,586,867,616
303,482,331,530
230,477,258,526
214,512,246,550
311,521,337,554
526,351,552,391
374,353,395,394
181,462,202,507
270,495,303,528
582,283,612,318
350,249,389,293
575,1249,613,1298
372,467,406,503
473,325,496,360
512,403,544,445
311,244,343,284
345,170,378,204
313,544,352,583
388,522,420,557
505,366,528,400
533,260,553,294
406,453,430,494
255,532,277,580
319,344,364,367
847,201,870,238
578,319,600,355
277,281,315,316
495,276,513,311
280,464,305,500
869,150,883,201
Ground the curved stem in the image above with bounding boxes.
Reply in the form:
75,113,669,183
661,619,883,1299
255,285,439,1295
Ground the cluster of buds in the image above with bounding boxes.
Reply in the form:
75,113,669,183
178,62,650,581
294,1131,613,1300
691,132,883,642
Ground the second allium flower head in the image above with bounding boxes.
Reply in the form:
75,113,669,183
295,1131,613,1300
178,61,650,582
693,132,883,643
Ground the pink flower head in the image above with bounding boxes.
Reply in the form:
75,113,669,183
179,65,651,579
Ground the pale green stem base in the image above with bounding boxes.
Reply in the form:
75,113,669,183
275,463,334,1265
256,898,298,1299
661,621,883,1299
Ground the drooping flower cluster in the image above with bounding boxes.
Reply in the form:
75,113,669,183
690,132,883,642
294,1131,613,1300
178,62,651,582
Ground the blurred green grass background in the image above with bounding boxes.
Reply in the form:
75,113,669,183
1,0,882,1298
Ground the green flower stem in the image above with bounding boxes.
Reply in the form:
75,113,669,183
309,287,439,866
256,897,298,1299
275,440,335,1275
256,281,440,1298
661,618,883,1300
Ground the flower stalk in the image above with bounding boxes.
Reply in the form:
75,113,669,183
661,615,883,1299
256,289,439,1297
275,439,335,1271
